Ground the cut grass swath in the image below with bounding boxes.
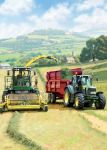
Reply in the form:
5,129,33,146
7,111,43,150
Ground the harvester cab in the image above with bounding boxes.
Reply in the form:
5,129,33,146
0,55,58,112
64,68,106,109
0,66,48,112
5,67,38,93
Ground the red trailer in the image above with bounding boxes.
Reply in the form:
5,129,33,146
46,68,82,103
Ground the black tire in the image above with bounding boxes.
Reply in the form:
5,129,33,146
48,93,56,104
74,93,84,110
95,93,106,109
43,105,48,112
64,88,73,107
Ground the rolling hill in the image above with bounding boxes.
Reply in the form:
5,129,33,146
0,29,89,64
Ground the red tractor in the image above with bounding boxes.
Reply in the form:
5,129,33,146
46,68,106,109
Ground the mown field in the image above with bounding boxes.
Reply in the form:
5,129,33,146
0,61,107,150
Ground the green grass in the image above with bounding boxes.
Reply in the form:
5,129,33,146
0,53,21,61
0,31,88,63
91,62,107,69
92,70,107,80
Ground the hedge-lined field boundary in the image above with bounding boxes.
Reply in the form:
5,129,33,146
7,111,43,150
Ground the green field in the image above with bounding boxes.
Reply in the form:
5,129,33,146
0,30,89,63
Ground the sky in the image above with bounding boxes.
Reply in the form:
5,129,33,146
0,0,107,38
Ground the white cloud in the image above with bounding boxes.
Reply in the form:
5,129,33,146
77,0,104,11
71,8,107,32
0,0,34,15
0,3,72,39
0,1,107,39
0,23,35,39
29,3,72,29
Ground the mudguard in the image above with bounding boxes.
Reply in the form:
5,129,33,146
96,91,103,96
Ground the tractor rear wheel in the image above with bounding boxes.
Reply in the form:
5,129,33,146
95,93,106,109
48,93,56,104
74,93,84,109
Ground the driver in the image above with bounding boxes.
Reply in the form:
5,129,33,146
77,76,82,91
17,71,22,79
17,71,22,86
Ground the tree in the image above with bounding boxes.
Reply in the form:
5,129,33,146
80,35,107,62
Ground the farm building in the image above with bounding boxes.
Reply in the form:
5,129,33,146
66,57,75,64
0,63,11,69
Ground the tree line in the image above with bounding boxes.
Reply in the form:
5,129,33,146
80,35,107,62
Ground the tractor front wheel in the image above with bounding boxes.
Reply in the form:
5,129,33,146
64,88,74,107
95,93,106,109
74,93,84,110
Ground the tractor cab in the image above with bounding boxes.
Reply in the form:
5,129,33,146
5,67,37,93
72,75,96,95
72,75,92,86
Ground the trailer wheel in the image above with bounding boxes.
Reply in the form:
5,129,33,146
64,89,72,106
95,93,106,109
43,105,48,112
48,93,56,104
74,93,84,109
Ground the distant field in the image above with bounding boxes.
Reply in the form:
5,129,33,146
0,31,88,62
